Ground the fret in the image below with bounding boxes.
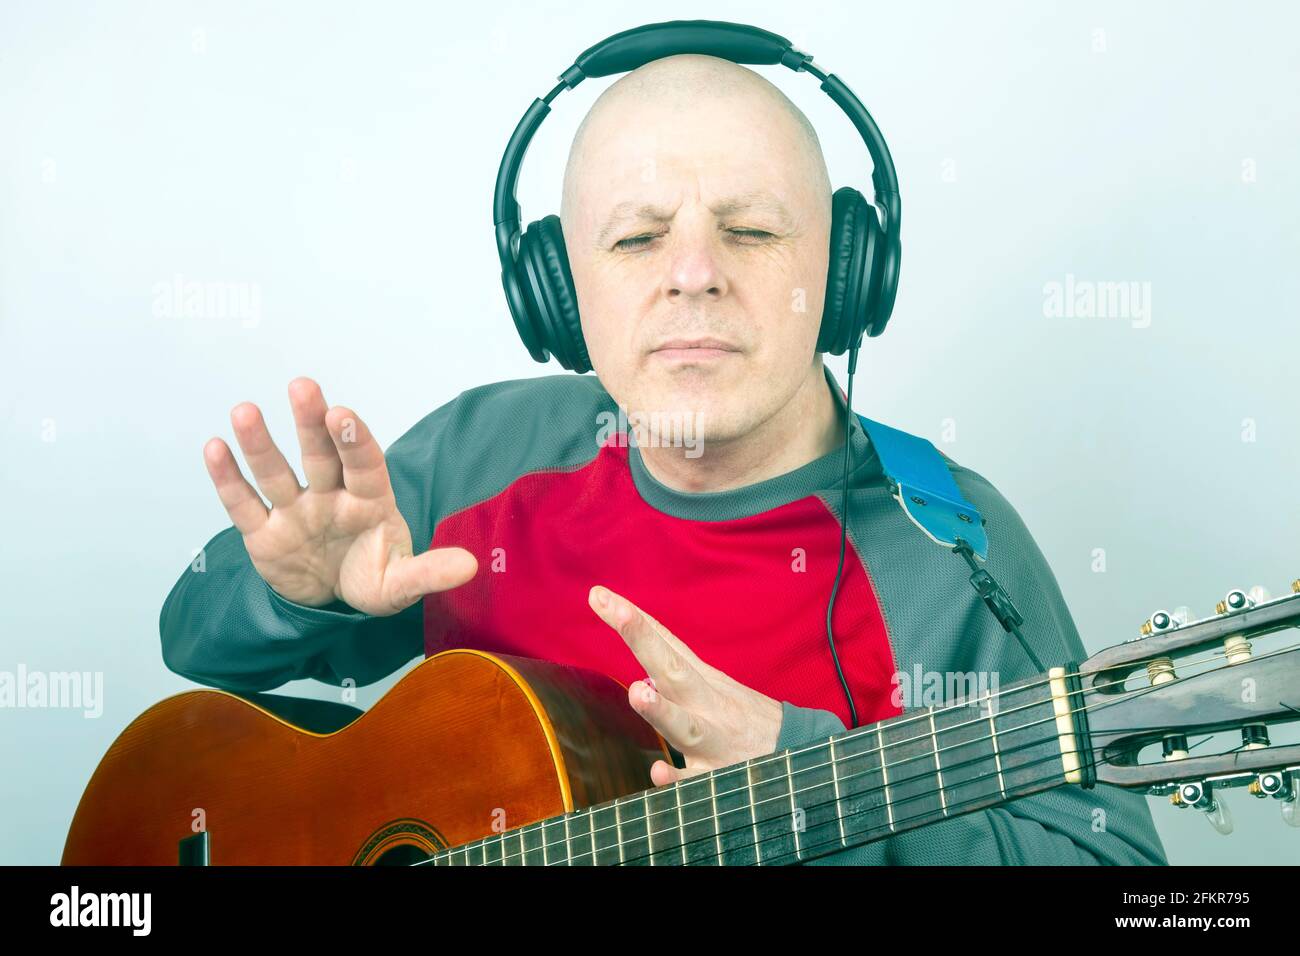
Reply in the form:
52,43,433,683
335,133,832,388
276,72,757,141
828,723,889,845
678,774,719,865
521,821,545,865
829,737,846,846
482,830,504,865
616,796,649,865
748,750,797,865
541,817,566,866
711,764,758,864
567,807,594,866
454,845,469,866
591,802,620,866
929,709,947,815
988,695,1006,797
932,696,1003,819
993,678,1066,796
710,772,723,861
505,828,525,866
786,738,842,862
464,838,485,866
879,707,944,833
878,723,893,830
645,786,683,865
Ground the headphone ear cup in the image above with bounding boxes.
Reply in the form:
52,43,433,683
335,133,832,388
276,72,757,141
867,232,901,337
519,215,591,373
819,187,886,354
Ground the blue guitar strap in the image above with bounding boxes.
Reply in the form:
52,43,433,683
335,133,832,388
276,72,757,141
856,414,989,561
853,414,1053,695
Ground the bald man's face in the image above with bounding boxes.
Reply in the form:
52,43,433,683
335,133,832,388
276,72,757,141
563,88,832,447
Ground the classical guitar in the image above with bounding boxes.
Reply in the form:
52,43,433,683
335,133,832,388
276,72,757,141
63,582,1300,865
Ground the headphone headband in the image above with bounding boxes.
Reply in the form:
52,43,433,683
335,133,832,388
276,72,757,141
566,20,802,78
494,18,903,367
493,19,901,244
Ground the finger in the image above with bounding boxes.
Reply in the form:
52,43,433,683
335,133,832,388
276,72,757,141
288,377,343,492
229,402,304,509
649,759,708,787
383,547,479,611
627,678,709,757
203,437,270,536
588,586,711,707
637,605,725,683
325,405,392,501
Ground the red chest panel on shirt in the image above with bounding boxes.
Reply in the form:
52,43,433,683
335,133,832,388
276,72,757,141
423,442,901,729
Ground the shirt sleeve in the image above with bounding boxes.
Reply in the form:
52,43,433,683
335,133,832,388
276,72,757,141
771,463,1170,866
158,395,461,693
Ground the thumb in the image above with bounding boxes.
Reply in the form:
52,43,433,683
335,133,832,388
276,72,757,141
385,546,478,610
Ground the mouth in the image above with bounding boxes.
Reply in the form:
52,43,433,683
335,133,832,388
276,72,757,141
649,338,742,363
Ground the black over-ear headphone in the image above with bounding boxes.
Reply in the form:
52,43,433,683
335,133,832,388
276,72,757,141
493,19,902,373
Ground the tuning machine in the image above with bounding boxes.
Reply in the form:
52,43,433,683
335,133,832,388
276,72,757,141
1249,769,1300,827
1216,586,1269,664
1134,606,1188,685
1170,780,1234,835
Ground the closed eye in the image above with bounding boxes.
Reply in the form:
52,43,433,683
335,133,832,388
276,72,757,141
613,228,775,252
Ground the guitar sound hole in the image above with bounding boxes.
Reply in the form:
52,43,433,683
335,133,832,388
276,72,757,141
373,844,432,866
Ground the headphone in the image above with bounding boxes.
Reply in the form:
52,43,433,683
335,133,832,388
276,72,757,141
491,19,904,729
493,18,902,374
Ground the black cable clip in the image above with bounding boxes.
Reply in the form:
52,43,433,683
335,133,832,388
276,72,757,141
952,538,1043,673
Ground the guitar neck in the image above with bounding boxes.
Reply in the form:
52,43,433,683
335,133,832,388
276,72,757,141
430,668,1077,866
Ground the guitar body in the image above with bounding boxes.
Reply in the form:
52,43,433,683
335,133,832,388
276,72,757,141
62,649,668,865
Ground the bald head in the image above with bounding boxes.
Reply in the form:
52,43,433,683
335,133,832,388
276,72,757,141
560,54,832,236
556,52,839,462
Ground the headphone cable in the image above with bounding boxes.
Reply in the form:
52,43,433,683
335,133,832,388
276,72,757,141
824,343,862,728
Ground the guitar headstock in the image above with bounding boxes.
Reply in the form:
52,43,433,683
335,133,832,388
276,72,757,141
1075,579,1300,834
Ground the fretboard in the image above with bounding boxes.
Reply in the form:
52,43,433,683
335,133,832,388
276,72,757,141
428,671,1074,866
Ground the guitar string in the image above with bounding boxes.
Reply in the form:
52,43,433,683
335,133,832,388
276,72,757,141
411,666,1112,867
556,723,1103,865
623,738,1095,866
423,639,1296,865
448,710,1212,864
517,734,1096,866
596,638,1300,867
613,648,1300,867
413,638,1297,865
428,636,1269,865
437,640,1296,866
577,703,1278,868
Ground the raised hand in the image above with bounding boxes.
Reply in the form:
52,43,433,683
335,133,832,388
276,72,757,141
202,377,477,616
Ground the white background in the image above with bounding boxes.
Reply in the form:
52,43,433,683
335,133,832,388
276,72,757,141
2,0,1297,864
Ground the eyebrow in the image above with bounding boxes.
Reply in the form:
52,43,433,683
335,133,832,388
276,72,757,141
593,191,795,247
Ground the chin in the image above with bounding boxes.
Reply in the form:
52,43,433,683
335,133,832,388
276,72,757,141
629,381,749,446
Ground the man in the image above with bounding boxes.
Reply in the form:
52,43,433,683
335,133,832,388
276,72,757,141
161,53,1168,865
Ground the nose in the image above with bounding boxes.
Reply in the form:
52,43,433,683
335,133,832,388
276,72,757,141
661,211,728,302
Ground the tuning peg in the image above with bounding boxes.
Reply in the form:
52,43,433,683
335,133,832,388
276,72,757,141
1247,771,1300,826
1140,609,1178,635
1170,780,1231,833
1248,585,1270,604
1215,589,1258,663
1259,771,1300,827
1205,797,1234,835
1292,579,1300,594
1134,609,1180,683
1283,795,1300,828
1216,589,1254,615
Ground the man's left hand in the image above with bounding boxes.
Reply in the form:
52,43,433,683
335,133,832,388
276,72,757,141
587,584,784,787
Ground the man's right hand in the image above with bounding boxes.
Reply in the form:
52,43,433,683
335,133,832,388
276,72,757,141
202,377,477,616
